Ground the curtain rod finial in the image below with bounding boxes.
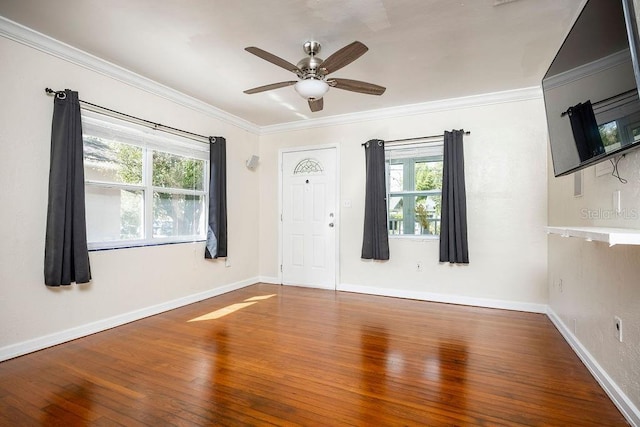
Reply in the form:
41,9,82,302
45,88,66,99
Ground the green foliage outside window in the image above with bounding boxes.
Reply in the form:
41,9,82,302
415,161,442,235
599,122,619,148
152,152,204,190
116,144,143,184
152,152,205,237
415,161,442,191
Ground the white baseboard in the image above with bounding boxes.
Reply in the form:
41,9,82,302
0,277,258,362
547,308,640,427
337,283,547,313
258,276,280,284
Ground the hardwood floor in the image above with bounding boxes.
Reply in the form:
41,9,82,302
0,284,628,426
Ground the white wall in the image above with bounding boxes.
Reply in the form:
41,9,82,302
0,37,260,355
548,148,640,410
259,97,549,309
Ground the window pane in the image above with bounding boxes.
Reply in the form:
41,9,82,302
153,152,204,190
86,186,144,241
599,121,621,153
415,161,443,191
388,196,404,235
83,136,143,184
631,123,640,142
415,195,441,236
153,192,205,238
389,163,404,192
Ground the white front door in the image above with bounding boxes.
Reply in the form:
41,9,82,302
281,147,337,289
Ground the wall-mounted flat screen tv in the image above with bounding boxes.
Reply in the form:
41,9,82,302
543,0,640,177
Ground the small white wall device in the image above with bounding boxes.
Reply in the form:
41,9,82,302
246,155,259,170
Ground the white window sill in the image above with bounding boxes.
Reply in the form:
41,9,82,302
389,234,439,241
88,238,206,251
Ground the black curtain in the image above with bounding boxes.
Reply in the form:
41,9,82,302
439,130,469,264
205,136,227,259
361,139,389,260
567,100,605,162
44,89,91,286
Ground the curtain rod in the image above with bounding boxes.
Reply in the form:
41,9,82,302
45,88,215,144
560,89,638,117
361,130,471,146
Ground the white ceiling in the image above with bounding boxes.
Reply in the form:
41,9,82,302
0,0,583,127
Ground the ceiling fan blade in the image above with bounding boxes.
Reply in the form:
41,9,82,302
245,47,301,74
330,78,386,95
243,81,297,94
309,98,324,112
320,41,368,75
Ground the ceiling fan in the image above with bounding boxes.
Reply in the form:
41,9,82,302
243,41,386,112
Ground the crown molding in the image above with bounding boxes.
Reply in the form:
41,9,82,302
0,16,261,134
543,49,630,90
259,86,543,135
1,15,543,136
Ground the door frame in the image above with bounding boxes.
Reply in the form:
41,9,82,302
278,143,340,289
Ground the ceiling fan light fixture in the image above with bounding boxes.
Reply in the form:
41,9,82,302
294,78,329,100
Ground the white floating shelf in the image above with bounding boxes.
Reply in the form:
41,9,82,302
545,226,640,246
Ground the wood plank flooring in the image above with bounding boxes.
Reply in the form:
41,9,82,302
0,284,628,426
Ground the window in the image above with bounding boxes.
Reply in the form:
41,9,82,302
598,117,640,153
386,142,443,237
595,89,640,153
82,111,209,250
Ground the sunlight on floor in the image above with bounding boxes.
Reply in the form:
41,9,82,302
188,294,277,322
244,294,276,302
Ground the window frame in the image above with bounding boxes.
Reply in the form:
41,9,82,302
82,111,209,251
385,141,443,239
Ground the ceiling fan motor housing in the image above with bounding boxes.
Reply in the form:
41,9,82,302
297,56,325,77
297,41,325,78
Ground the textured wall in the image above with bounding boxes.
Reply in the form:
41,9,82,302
258,97,549,306
0,37,260,350
547,136,640,408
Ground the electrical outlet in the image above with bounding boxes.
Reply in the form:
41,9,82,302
416,261,422,272
614,316,623,342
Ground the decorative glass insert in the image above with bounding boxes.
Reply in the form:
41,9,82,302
293,158,324,175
